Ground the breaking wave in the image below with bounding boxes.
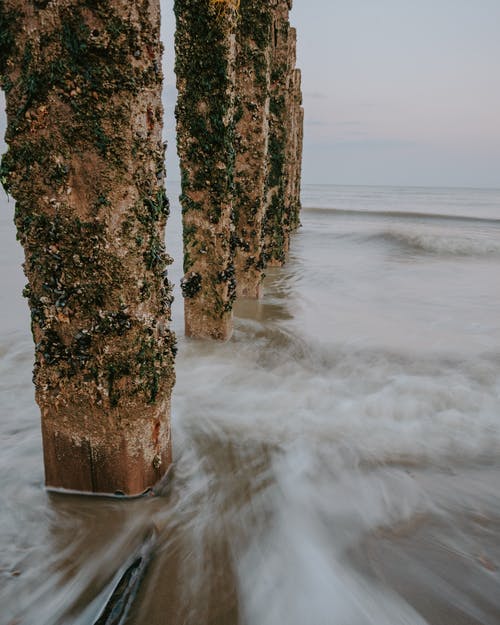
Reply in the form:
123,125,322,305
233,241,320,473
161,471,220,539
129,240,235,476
373,228,500,257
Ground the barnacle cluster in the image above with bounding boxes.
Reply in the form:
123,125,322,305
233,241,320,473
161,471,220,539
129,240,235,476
209,0,240,17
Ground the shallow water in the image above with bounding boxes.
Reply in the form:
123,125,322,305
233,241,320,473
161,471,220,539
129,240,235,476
1,184,500,625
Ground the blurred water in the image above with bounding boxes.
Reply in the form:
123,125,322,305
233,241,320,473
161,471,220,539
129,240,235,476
1,184,500,624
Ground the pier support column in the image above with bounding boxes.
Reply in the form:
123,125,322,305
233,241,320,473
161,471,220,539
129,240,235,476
232,0,273,299
0,0,175,495
287,66,303,232
175,0,237,339
263,0,294,267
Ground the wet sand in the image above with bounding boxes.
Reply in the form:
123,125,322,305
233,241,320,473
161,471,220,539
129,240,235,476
126,464,500,625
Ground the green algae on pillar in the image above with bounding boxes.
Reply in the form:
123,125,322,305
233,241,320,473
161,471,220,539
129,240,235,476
263,0,294,267
232,0,273,299
0,0,175,495
283,48,303,233
174,0,237,339
289,66,304,231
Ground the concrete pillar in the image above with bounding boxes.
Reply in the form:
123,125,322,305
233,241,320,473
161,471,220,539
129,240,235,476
263,0,294,267
0,0,175,495
174,0,237,339
281,27,301,235
232,0,273,299
287,66,303,232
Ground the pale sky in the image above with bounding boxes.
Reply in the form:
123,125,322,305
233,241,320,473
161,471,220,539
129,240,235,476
290,0,500,187
2,1,500,188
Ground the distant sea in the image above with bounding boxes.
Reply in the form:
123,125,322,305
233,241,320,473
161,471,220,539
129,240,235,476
1,183,500,624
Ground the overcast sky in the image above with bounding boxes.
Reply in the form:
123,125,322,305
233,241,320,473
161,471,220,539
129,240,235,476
2,1,499,188
291,0,500,187
162,0,500,188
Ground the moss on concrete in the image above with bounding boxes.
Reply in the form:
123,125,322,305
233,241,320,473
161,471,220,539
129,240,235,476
232,0,273,297
174,0,236,338
1,0,175,495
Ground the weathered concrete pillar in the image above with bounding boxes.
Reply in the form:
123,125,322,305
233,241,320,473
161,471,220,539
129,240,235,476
263,0,294,267
175,0,237,339
282,26,296,234
294,71,304,229
232,0,273,299
287,65,303,232
0,0,175,495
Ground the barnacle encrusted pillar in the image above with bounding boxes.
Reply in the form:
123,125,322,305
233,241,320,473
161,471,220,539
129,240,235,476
232,0,272,299
174,0,237,339
262,0,294,267
287,64,303,232
0,0,175,495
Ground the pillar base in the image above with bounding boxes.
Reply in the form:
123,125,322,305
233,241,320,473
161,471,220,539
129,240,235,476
41,415,172,497
184,301,233,341
236,278,263,300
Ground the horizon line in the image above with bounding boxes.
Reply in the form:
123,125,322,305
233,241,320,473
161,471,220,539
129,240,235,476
165,179,500,192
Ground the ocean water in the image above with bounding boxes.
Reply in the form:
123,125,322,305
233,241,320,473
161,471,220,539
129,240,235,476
1,183,500,624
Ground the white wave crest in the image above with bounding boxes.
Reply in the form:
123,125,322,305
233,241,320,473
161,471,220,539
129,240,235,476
380,228,500,256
